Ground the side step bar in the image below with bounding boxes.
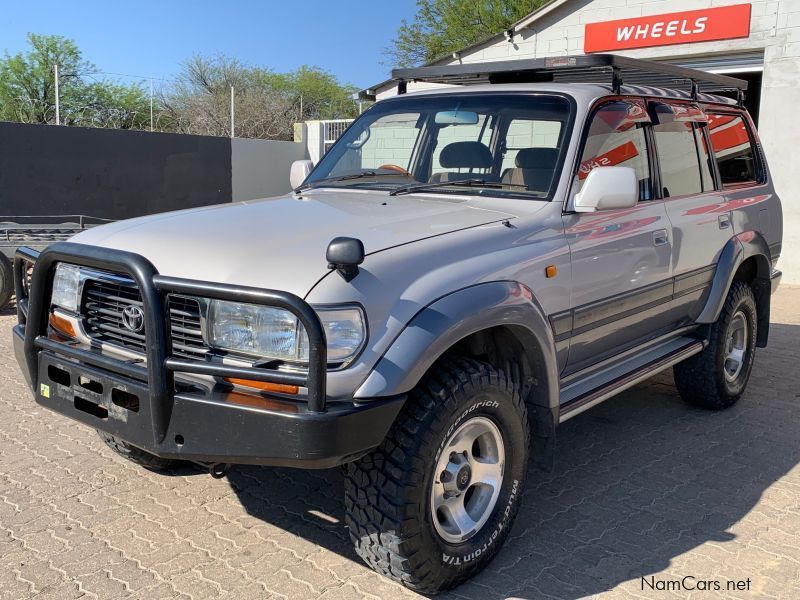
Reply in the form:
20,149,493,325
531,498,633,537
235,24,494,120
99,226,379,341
559,337,706,423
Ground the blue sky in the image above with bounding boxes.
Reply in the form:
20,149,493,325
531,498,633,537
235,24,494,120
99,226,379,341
0,0,418,89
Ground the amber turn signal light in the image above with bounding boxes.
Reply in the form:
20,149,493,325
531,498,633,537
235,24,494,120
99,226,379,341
49,313,77,338
223,377,299,395
545,265,558,278
224,391,299,413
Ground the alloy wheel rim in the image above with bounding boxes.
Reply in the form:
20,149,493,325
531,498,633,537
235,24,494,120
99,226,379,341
430,416,505,544
724,310,748,383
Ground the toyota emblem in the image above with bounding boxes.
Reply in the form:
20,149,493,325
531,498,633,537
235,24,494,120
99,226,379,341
121,305,145,333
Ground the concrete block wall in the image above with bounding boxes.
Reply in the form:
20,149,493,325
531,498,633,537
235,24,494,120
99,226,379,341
231,138,307,201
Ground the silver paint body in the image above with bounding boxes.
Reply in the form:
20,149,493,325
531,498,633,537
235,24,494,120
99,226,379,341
69,83,783,411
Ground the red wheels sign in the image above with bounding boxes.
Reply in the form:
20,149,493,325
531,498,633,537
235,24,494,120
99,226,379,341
584,4,752,53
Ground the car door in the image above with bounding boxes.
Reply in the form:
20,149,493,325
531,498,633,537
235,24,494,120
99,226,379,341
562,99,673,376
650,101,731,323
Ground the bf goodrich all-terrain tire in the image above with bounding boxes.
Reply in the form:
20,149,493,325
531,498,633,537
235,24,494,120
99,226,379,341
0,254,13,310
345,358,530,594
97,431,183,471
674,281,758,410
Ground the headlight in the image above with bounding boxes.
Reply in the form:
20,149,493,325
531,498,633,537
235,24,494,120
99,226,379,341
299,308,367,363
208,300,366,365
51,263,81,312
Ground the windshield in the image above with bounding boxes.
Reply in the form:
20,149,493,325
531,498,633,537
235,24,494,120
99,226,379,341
305,93,573,199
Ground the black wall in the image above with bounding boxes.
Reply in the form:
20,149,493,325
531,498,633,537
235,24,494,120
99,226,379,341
0,122,232,220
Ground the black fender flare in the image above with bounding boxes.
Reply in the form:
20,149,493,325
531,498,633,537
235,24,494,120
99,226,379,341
697,231,773,346
354,281,561,469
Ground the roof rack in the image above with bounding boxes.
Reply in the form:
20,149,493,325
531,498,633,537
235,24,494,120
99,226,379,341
382,54,747,105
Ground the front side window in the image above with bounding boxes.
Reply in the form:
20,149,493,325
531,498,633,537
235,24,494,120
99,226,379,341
707,113,758,186
306,94,573,199
577,100,652,200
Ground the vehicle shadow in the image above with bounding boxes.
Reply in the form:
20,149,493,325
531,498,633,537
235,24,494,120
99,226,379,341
225,321,800,598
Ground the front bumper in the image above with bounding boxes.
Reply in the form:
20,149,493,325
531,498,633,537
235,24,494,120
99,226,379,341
13,243,404,468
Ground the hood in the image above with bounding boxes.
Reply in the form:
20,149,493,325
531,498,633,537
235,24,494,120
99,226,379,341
70,189,517,297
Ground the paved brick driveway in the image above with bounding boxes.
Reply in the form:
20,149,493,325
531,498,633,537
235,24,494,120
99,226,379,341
1,287,799,600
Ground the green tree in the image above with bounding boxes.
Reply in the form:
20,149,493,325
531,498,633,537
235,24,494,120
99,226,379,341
70,81,152,130
0,33,90,124
0,33,153,129
159,54,294,139
161,55,358,140
387,0,545,67
262,66,359,121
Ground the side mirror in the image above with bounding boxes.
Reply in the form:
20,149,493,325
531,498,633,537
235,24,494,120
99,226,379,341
574,167,638,213
326,237,365,282
290,159,313,189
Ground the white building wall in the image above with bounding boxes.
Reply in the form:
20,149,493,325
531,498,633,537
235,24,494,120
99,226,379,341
379,0,800,283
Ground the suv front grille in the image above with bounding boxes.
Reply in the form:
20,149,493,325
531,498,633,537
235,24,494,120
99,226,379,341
166,296,208,359
81,279,207,360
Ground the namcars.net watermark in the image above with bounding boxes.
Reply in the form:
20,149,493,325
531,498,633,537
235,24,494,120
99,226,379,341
642,575,752,592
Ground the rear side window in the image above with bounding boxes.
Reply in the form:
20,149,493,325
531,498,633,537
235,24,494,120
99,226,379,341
652,120,710,197
578,100,652,200
694,126,715,192
707,113,758,186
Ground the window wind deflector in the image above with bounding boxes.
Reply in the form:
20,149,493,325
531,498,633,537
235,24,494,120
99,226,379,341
649,102,708,125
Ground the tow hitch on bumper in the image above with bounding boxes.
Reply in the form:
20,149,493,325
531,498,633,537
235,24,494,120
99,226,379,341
13,243,403,469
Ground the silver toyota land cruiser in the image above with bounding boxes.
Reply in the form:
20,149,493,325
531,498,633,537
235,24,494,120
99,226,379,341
12,55,783,593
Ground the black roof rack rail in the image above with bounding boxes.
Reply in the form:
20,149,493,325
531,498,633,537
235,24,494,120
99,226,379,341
389,54,747,104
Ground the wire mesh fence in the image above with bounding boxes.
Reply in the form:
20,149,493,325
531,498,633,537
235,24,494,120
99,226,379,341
7,63,363,142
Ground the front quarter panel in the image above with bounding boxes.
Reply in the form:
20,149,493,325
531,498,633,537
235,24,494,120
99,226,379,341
304,202,571,402
353,281,560,411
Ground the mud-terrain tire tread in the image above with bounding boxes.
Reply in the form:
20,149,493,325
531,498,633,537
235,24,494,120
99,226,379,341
97,430,182,471
344,357,529,594
674,281,757,410
0,254,13,310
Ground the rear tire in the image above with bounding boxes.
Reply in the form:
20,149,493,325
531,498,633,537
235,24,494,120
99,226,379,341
0,254,13,310
97,431,183,471
674,281,758,410
344,358,529,594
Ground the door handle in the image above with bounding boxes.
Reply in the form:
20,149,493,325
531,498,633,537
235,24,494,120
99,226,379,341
718,213,731,229
653,229,669,246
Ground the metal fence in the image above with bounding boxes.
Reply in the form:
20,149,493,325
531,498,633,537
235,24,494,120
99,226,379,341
12,65,360,142
322,119,353,153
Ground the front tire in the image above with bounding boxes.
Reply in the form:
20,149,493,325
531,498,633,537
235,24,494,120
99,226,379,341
345,358,529,594
674,281,758,410
0,254,13,310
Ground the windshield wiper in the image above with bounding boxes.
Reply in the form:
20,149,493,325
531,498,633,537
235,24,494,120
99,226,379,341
389,178,531,196
295,171,406,193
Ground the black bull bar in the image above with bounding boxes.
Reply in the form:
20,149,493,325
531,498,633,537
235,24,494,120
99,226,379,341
14,242,329,447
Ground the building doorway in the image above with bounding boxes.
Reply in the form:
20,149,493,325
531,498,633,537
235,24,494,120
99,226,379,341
666,53,764,125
